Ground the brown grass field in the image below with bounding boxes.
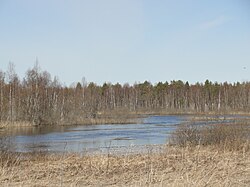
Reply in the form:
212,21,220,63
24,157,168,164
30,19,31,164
0,143,249,186
0,121,250,186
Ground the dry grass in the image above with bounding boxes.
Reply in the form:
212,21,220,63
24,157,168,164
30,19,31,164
0,143,249,187
170,120,250,150
75,116,141,125
0,115,142,127
1,119,250,186
0,121,33,128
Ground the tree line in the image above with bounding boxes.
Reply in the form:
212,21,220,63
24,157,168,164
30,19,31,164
0,63,250,125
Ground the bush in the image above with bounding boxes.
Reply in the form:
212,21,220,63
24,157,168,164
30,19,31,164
170,121,250,151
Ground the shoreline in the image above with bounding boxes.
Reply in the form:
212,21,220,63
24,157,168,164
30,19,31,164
1,117,249,186
1,111,250,128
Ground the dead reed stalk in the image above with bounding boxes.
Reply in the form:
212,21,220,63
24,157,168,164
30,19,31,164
0,142,249,187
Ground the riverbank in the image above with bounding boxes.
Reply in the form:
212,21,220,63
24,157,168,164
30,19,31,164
0,143,249,187
1,120,250,186
1,111,250,129
0,121,33,129
0,115,142,128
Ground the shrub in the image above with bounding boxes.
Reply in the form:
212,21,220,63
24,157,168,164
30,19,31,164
170,121,250,151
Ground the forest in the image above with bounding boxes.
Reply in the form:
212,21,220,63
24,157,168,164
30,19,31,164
0,63,250,125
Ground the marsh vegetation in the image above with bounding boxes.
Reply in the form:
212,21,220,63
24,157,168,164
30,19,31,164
0,119,250,186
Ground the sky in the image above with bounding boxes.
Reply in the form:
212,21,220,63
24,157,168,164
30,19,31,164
0,0,250,85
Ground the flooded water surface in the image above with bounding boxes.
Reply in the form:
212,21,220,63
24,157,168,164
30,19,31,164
0,116,188,153
0,115,245,153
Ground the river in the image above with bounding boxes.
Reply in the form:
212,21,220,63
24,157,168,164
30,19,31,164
0,115,246,153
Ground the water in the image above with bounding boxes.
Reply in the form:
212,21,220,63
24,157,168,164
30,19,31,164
0,115,246,153
0,115,188,153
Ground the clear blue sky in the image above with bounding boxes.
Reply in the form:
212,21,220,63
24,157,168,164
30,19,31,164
0,0,249,85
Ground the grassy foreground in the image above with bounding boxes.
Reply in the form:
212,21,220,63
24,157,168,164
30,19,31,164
1,120,250,186
0,143,249,187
